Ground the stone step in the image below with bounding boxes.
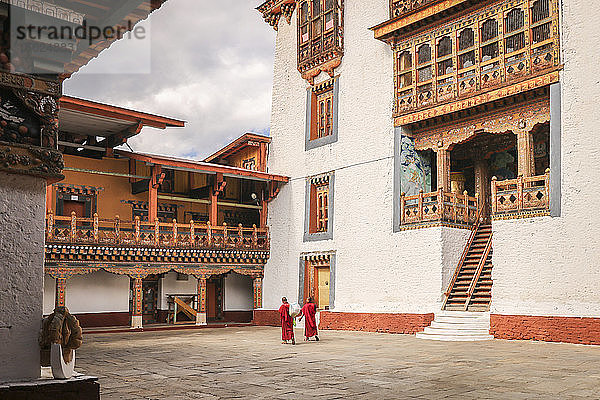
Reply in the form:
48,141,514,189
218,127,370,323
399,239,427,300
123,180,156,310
416,332,494,341
423,326,490,335
430,321,489,329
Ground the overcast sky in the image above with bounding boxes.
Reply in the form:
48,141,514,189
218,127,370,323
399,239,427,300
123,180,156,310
64,0,275,159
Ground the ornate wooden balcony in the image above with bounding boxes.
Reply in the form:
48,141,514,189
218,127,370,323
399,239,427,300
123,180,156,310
45,212,269,251
400,189,479,229
491,170,550,219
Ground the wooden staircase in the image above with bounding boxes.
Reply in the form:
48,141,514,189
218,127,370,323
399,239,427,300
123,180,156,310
443,214,493,311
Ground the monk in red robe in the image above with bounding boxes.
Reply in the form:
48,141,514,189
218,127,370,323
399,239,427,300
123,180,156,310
278,297,295,345
298,297,319,341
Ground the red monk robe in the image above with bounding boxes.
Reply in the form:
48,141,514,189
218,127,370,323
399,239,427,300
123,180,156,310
278,302,294,342
299,301,318,339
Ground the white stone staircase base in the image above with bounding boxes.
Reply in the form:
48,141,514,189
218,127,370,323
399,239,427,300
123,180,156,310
416,311,494,341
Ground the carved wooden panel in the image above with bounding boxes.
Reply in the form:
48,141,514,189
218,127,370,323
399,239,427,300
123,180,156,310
393,0,559,118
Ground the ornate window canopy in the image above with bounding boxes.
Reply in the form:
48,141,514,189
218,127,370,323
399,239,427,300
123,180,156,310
257,0,297,30
372,0,560,125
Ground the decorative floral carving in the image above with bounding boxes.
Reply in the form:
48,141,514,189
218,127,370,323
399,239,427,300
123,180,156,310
0,142,63,178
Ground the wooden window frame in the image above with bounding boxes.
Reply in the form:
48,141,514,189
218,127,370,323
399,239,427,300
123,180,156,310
306,77,339,150
304,174,334,241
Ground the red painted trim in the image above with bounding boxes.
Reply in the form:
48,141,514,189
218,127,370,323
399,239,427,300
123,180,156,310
252,309,281,327
223,311,253,323
84,322,252,335
491,314,600,345
204,132,271,163
117,150,289,183
60,96,186,129
70,311,130,328
319,311,435,334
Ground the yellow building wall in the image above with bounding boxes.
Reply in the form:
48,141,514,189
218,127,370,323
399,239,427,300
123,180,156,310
227,146,260,170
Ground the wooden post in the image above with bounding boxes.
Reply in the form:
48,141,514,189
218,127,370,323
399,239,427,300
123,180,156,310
517,130,535,178
154,218,160,246
418,190,424,221
134,216,140,244
258,142,268,172
463,190,469,223
223,222,228,246
253,277,263,309
438,188,445,221
207,221,213,246
210,173,224,226
436,148,451,191
238,223,243,246
190,220,195,246
47,210,54,241
260,189,268,228
517,175,524,211
400,192,406,225
196,277,207,325
491,176,498,214
114,215,120,243
172,219,177,245
45,184,53,213
93,213,99,242
55,277,67,308
252,224,258,247
452,192,458,222
70,211,76,242
148,165,161,224
131,277,143,329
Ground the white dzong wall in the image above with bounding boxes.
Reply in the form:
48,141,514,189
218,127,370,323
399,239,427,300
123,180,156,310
491,0,600,317
264,0,470,313
0,173,46,382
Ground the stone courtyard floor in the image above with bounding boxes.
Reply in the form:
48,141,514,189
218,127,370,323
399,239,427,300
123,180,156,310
77,326,600,399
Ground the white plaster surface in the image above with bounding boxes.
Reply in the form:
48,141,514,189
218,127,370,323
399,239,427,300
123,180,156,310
159,272,198,310
0,173,46,382
264,0,470,314
223,273,253,311
45,270,130,315
490,0,600,317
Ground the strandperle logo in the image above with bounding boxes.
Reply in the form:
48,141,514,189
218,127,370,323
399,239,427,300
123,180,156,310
15,19,146,47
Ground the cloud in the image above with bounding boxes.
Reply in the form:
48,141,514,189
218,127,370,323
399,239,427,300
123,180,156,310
64,0,275,159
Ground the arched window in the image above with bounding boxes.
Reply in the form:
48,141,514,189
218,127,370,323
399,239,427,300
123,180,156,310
398,51,413,88
531,0,550,23
300,2,310,43
531,0,551,43
505,8,524,33
481,19,498,42
481,19,499,61
437,36,452,57
505,8,525,53
458,28,474,51
417,44,431,65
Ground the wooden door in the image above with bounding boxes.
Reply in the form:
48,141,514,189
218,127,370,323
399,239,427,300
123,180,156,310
206,282,217,320
142,279,159,324
317,267,330,310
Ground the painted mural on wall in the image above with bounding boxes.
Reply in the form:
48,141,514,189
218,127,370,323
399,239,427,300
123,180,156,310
400,136,432,196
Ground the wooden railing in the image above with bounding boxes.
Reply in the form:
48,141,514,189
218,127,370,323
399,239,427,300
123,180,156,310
45,212,269,250
491,169,550,215
400,189,479,227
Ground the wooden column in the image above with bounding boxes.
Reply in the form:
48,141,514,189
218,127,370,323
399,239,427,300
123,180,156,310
517,130,535,178
259,189,268,228
131,277,143,329
55,277,66,308
45,184,53,213
196,276,207,325
436,148,451,191
258,142,267,172
474,159,488,215
149,165,162,224
253,277,263,309
210,173,225,226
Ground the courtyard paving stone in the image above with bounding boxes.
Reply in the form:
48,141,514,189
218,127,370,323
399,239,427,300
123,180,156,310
75,326,600,399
